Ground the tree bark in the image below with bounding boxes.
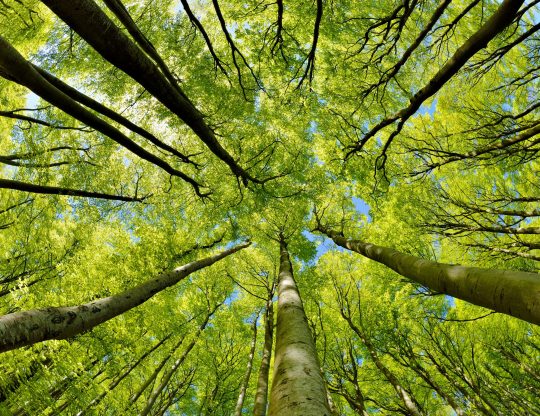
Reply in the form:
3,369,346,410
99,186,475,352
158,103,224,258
350,0,525,154
33,65,195,165
0,242,250,352
253,294,274,416
0,35,204,196
40,0,255,184
234,315,258,416
138,305,218,416
76,334,171,415
268,236,330,415
316,226,540,326
129,338,185,405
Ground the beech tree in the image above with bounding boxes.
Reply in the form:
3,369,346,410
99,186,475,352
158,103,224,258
0,0,539,414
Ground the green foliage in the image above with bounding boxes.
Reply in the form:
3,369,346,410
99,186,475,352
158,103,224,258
0,0,539,414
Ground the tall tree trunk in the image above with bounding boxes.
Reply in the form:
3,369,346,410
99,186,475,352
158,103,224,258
253,289,275,416
268,236,330,415
129,338,185,405
0,36,206,196
138,303,219,416
316,225,540,326
342,315,422,416
40,0,255,184
153,367,196,416
0,242,249,352
0,178,143,202
398,344,464,415
234,314,259,416
76,334,171,415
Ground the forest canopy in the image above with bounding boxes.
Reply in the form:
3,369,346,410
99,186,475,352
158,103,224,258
0,0,539,414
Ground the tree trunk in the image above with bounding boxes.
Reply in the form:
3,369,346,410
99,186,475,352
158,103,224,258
234,314,258,416
40,0,255,184
0,242,249,352
76,334,171,415
399,345,464,415
339,313,422,415
268,236,330,415
0,35,204,196
317,226,540,326
0,178,143,202
129,338,185,405
33,65,195,165
138,305,218,416
253,290,275,416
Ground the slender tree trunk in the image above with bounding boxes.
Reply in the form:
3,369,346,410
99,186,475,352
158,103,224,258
401,348,464,415
76,334,171,415
362,334,421,415
153,368,195,416
349,0,525,154
253,290,275,416
234,315,258,416
326,390,339,415
33,65,195,165
129,338,185,405
344,391,369,416
340,313,422,416
0,242,249,352
316,226,540,326
268,236,330,415
138,305,217,416
423,350,488,415
0,35,205,196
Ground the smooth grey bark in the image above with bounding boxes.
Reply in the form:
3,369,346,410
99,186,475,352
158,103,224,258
0,242,250,353
316,226,540,326
253,294,274,416
234,315,258,416
268,236,330,416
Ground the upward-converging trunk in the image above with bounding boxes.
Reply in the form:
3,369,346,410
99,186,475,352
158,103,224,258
0,242,250,353
234,315,258,416
75,334,171,416
316,226,540,326
40,0,255,184
268,236,330,415
0,35,206,196
253,288,275,416
138,304,219,416
341,315,422,416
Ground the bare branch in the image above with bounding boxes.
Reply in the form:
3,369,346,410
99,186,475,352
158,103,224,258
0,178,146,202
